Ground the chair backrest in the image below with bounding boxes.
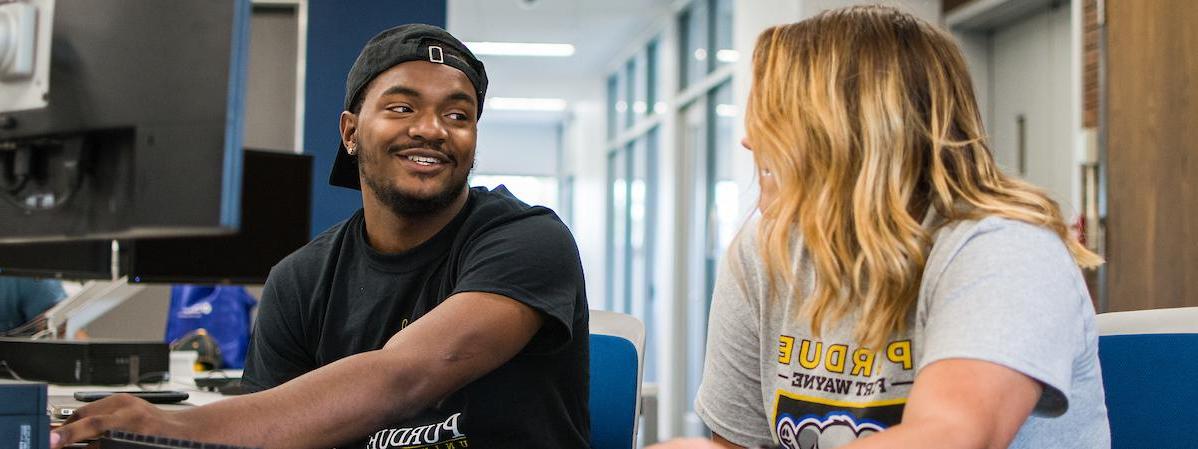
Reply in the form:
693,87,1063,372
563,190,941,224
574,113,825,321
1096,307,1198,449
589,310,645,449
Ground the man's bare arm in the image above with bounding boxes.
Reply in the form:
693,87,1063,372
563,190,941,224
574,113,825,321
52,291,544,449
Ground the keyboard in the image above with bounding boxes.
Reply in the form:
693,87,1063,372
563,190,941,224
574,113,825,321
96,431,258,449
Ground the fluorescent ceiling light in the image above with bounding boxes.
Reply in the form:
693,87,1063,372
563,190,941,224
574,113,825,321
465,41,575,57
716,103,738,118
716,49,740,63
488,97,568,111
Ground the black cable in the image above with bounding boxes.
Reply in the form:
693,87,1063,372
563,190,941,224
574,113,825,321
0,139,86,212
0,147,30,193
0,360,27,381
136,371,171,390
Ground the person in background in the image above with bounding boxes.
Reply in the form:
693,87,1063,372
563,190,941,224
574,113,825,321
652,5,1109,449
0,276,66,334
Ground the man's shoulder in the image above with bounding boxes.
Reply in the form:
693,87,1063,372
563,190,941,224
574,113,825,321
464,186,569,235
469,185,541,215
270,211,361,280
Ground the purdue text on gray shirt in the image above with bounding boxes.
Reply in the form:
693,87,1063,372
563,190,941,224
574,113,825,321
695,215,1110,449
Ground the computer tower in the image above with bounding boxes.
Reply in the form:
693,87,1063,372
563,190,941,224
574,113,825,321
0,338,168,385
0,381,49,449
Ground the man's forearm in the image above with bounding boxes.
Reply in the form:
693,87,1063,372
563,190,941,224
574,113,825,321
179,348,433,449
127,292,540,449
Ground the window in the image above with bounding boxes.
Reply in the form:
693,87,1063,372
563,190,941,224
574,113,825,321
682,79,740,434
606,129,659,380
647,39,663,115
679,2,710,89
605,151,628,311
714,0,736,68
606,74,618,140
630,129,658,381
625,58,638,129
606,36,665,385
710,82,739,267
600,1,739,436
680,98,709,412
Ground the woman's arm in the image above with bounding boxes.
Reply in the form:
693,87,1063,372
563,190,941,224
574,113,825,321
647,433,747,449
843,358,1041,449
648,357,1039,449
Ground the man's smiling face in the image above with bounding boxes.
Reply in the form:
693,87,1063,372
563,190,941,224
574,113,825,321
344,60,478,216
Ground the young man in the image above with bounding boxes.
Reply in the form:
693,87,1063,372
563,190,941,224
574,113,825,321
52,24,590,449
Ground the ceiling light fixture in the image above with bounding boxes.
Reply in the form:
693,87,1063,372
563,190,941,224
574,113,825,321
488,97,568,111
716,49,740,63
716,104,739,117
464,42,575,57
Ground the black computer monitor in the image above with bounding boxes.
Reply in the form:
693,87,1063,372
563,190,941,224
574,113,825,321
0,0,251,243
121,149,312,284
0,149,312,284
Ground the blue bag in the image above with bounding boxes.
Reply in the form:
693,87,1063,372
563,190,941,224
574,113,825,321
165,285,257,369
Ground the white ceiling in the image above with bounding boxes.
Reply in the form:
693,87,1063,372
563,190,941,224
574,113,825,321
448,0,673,124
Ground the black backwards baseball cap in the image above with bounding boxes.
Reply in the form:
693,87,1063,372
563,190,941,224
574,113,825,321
330,23,488,190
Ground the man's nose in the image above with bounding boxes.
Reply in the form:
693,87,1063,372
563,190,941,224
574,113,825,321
409,111,449,142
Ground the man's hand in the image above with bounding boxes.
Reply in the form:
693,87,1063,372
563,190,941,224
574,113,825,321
51,394,189,448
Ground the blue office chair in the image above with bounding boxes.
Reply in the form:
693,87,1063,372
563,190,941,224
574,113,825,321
589,310,645,449
1097,307,1198,449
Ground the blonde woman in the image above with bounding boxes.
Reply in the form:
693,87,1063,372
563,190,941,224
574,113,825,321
652,5,1109,449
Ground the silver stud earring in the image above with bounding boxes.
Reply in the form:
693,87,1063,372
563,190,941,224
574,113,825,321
347,144,357,156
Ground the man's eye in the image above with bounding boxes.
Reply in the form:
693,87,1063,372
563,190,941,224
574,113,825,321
447,112,469,121
389,105,413,113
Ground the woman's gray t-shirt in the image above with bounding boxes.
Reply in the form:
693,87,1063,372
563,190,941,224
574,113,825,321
694,215,1110,449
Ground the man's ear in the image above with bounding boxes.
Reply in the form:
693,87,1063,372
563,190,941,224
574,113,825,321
339,111,358,151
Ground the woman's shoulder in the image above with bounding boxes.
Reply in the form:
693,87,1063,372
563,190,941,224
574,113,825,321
930,215,1068,261
923,215,1083,298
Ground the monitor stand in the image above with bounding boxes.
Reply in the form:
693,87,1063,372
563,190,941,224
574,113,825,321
40,241,145,339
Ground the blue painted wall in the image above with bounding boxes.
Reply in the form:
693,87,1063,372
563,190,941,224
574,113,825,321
304,0,447,237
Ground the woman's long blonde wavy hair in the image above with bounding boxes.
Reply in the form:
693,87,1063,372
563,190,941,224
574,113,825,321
746,5,1102,350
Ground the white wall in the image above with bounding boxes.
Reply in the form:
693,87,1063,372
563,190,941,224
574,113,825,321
953,30,993,129
244,5,300,152
562,95,608,315
79,286,172,340
951,0,1082,217
474,121,561,177
989,3,1077,215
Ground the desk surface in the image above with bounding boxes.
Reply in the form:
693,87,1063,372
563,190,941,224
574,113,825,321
48,372,239,408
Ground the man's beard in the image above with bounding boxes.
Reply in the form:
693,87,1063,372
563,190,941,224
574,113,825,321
359,143,472,217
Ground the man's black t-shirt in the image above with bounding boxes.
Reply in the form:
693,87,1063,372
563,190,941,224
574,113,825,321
242,186,590,449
